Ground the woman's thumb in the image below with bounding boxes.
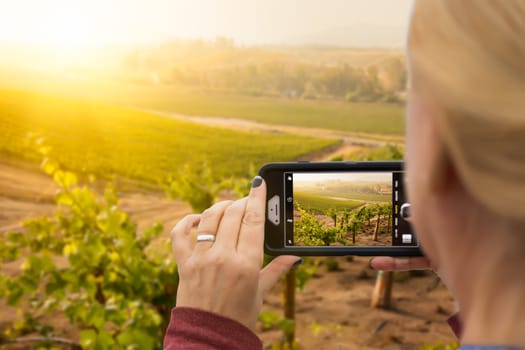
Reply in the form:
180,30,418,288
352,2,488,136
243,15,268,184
259,256,302,294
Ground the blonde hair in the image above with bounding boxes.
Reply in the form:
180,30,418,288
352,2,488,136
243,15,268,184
409,0,525,221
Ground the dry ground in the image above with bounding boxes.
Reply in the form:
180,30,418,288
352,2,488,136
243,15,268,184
259,256,457,350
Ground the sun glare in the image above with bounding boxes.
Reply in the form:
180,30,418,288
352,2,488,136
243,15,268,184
3,1,109,50
38,14,102,49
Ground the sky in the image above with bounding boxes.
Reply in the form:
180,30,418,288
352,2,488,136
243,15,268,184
0,0,413,48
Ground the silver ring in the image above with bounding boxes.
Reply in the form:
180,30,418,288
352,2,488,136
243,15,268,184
196,234,216,243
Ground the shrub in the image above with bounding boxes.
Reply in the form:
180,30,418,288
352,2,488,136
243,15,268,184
325,258,340,272
0,157,177,349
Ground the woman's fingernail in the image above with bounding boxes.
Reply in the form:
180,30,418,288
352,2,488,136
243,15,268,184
292,258,304,268
252,176,263,188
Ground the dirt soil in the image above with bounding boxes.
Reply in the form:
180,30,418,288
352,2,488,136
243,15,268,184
259,257,456,350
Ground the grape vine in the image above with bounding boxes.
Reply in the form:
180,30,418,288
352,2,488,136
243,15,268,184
294,202,392,247
0,156,177,349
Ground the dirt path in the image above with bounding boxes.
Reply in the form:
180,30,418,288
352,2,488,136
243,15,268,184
0,156,191,234
142,110,401,161
0,158,56,232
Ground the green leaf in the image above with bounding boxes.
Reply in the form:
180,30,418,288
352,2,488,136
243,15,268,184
53,170,78,190
95,330,115,349
258,311,281,330
278,318,295,337
86,304,106,329
63,242,79,257
104,185,118,207
41,157,58,175
6,283,24,306
62,172,78,188
80,329,97,349
56,191,74,206
117,329,156,350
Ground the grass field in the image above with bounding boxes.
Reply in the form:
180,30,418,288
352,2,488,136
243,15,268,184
294,192,364,213
0,67,406,137
0,88,336,186
127,88,406,136
297,188,391,204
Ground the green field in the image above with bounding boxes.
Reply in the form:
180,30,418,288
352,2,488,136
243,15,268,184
294,192,364,213
299,188,391,203
0,67,406,137
0,89,336,185
126,88,406,136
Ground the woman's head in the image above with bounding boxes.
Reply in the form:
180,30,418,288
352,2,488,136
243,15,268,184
407,0,525,219
405,1,525,262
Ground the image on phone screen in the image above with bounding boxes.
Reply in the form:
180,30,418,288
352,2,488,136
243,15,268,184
283,171,416,248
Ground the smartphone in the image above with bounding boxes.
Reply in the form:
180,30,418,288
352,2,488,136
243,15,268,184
259,161,421,256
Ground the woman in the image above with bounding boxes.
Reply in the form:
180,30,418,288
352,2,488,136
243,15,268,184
165,1,525,349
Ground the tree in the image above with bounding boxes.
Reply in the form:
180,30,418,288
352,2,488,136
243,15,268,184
345,66,384,102
381,57,407,93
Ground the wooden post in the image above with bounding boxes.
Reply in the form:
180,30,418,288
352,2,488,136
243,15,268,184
373,212,381,241
283,269,296,345
370,271,393,309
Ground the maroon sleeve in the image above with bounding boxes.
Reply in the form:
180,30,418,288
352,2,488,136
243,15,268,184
163,307,263,350
447,312,463,339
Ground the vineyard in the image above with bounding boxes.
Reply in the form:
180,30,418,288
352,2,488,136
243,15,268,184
0,67,406,138
0,88,336,349
292,171,393,247
0,163,177,349
294,199,392,247
0,88,335,186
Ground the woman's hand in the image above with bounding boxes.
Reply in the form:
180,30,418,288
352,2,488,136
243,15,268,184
170,176,300,329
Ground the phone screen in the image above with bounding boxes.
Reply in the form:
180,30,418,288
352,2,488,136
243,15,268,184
283,171,416,248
